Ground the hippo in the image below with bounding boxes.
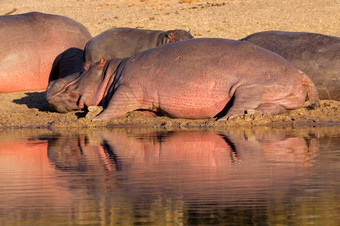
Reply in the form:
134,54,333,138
0,12,92,93
47,38,319,121
241,31,340,100
83,27,193,62
49,48,85,82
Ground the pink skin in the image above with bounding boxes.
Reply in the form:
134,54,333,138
47,58,123,112
0,12,92,93
47,38,319,120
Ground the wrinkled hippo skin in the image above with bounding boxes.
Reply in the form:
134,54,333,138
241,31,340,100
0,12,92,92
47,38,319,120
83,27,193,62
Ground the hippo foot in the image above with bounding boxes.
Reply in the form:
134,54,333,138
217,114,241,121
245,109,256,115
218,108,259,121
227,115,241,120
304,100,320,110
85,106,103,120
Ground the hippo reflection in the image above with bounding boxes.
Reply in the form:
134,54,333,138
48,134,116,172
45,129,325,224
4,129,339,225
48,131,237,173
47,129,317,193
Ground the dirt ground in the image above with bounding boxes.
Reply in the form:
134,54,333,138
0,0,339,130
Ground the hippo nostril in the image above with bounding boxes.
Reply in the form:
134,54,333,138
77,96,85,109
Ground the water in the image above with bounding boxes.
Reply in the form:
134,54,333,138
0,126,339,225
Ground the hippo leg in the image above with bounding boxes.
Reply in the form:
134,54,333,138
217,86,289,121
217,88,260,121
254,103,287,115
93,87,143,121
219,101,287,121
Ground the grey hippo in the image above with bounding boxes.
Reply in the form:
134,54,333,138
241,31,340,100
83,27,193,62
47,38,319,121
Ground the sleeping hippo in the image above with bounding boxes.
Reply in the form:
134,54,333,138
241,31,340,100
0,12,92,93
47,38,319,121
83,27,193,62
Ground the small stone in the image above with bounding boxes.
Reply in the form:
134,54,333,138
88,106,103,112
246,109,256,115
85,106,103,119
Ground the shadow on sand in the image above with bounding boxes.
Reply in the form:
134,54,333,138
13,91,51,112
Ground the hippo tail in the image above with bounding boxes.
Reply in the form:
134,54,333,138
300,70,320,108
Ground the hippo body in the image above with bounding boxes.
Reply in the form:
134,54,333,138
241,31,340,100
47,38,318,120
83,27,193,62
49,48,85,82
0,12,92,92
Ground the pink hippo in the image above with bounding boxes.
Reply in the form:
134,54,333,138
0,12,92,92
47,38,319,120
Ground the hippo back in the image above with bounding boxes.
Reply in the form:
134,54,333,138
0,12,92,92
242,31,340,100
84,27,193,62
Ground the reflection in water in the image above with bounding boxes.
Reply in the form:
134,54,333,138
0,128,339,225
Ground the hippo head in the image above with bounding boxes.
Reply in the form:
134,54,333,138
157,29,194,45
46,57,120,113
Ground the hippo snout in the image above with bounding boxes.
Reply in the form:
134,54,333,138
47,92,81,113
46,74,83,113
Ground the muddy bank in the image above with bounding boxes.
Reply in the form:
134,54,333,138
0,90,339,130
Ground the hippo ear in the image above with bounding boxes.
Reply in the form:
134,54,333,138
166,32,176,43
99,57,107,66
84,62,91,71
